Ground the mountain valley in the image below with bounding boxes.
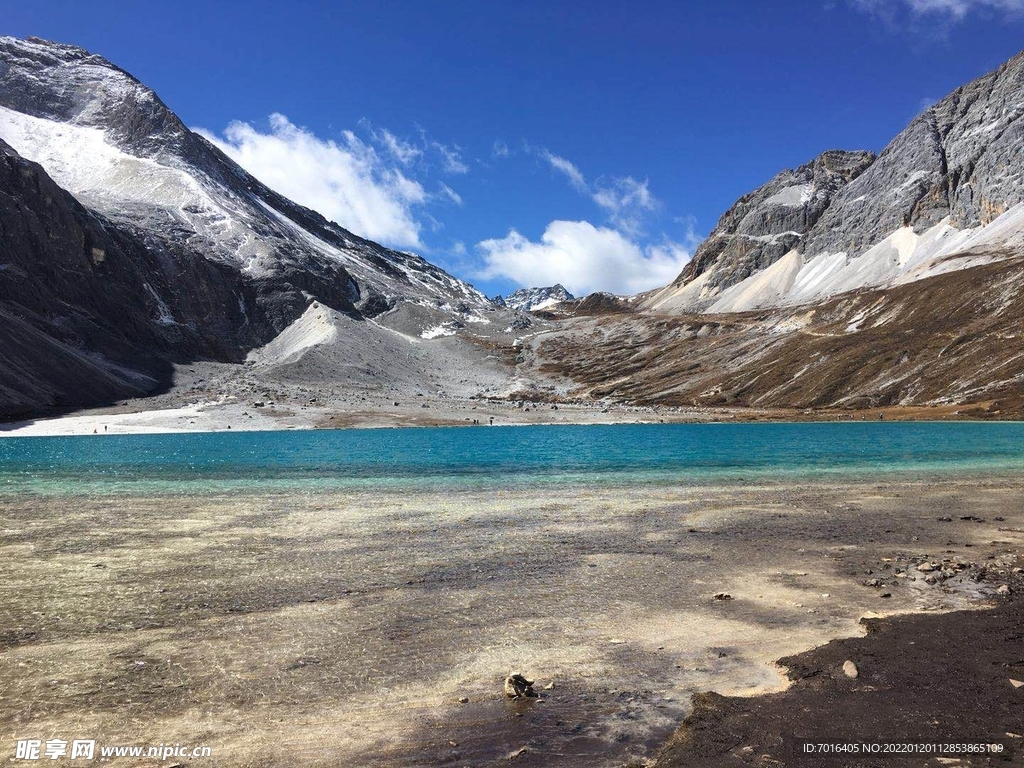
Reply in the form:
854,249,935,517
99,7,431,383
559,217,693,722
2,36,1023,429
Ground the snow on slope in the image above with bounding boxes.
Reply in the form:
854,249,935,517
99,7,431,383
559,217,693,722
0,104,285,277
702,208,1023,313
706,250,803,313
0,35,492,316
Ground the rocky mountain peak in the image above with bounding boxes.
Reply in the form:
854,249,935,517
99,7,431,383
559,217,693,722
654,148,874,306
648,47,1024,314
0,35,491,316
0,36,187,156
504,284,575,312
803,46,1024,260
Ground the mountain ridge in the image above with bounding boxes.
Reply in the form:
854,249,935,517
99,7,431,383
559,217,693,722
645,48,1024,315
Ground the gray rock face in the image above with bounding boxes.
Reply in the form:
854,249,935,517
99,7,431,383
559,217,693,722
658,48,1024,310
668,150,875,297
0,37,192,156
804,50,1024,258
504,284,575,311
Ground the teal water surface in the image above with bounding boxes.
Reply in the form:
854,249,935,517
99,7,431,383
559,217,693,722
1,421,1022,495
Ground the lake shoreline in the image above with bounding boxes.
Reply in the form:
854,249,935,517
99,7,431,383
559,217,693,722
1,388,1018,438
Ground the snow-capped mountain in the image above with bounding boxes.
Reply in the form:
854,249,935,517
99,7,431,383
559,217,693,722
504,284,575,312
0,37,488,316
0,36,504,418
644,50,1024,314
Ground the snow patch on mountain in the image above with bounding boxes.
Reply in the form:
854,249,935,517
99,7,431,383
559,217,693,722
421,324,460,339
763,183,813,208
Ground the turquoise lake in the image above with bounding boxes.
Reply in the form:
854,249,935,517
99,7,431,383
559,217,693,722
1,421,1023,495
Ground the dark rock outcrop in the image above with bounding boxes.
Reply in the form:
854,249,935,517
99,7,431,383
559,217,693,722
0,139,177,417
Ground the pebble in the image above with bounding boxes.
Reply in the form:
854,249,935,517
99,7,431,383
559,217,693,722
917,563,935,572
997,585,1011,595
1010,679,1024,689
712,592,733,601
458,697,469,704
842,660,859,679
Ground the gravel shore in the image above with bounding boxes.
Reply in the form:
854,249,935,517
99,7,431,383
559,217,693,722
1,475,1021,765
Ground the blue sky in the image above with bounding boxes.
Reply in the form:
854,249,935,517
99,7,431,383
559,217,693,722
6,0,1024,296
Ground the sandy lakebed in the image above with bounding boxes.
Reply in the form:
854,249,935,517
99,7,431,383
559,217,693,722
1,472,1022,766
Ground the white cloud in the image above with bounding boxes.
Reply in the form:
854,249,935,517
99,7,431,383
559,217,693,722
197,113,427,248
536,147,663,235
479,147,689,294
909,0,1024,16
540,150,589,193
852,0,1024,20
593,176,660,234
476,220,693,296
492,139,510,158
370,127,422,165
438,182,463,206
431,138,469,174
